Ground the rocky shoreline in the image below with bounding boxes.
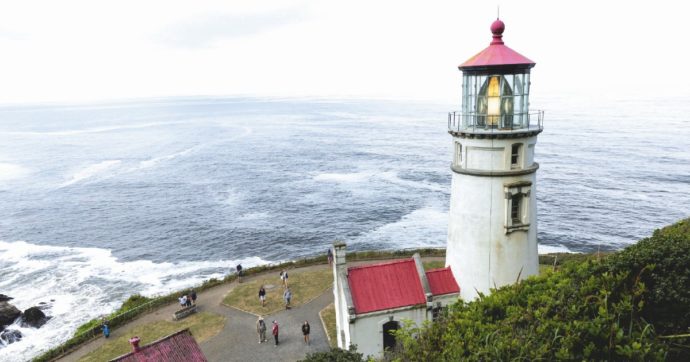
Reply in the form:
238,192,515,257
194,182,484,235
0,294,52,347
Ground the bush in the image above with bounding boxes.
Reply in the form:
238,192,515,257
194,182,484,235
300,345,365,362
392,219,690,361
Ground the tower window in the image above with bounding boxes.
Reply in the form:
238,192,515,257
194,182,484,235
504,181,531,233
511,143,522,168
511,194,521,224
454,142,462,166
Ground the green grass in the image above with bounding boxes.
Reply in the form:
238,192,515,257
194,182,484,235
320,303,337,348
422,260,445,270
78,312,225,362
223,268,333,315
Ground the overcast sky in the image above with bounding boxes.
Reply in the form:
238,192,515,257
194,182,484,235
0,0,687,104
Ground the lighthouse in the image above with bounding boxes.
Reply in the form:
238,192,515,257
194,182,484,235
445,18,543,300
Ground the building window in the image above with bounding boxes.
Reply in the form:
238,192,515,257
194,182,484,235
454,142,462,166
504,181,531,233
511,193,521,224
511,143,521,169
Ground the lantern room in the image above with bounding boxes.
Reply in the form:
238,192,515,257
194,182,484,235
449,19,543,133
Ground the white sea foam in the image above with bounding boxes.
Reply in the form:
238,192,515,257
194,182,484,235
137,146,198,170
353,205,448,249
60,160,121,187
0,240,269,361
0,163,30,182
3,122,186,137
237,212,270,221
314,171,445,192
313,172,373,183
538,244,572,254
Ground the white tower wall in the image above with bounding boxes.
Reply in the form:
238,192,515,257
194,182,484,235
446,135,539,300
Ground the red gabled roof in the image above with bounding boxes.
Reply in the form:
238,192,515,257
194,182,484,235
425,267,460,296
111,329,207,362
459,19,535,70
348,258,426,314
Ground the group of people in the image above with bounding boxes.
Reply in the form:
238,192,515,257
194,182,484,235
256,316,311,346
257,269,292,309
178,290,197,307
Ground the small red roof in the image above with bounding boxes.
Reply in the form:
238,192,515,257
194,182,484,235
425,267,460,296
348,259,426,314
111,329,207,362
459,19,535,70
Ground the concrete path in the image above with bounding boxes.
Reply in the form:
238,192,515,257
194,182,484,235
200,289,331,362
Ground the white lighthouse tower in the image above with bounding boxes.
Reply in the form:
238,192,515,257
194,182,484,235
446,18,543,300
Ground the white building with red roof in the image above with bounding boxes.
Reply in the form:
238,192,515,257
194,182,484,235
331,242,459,357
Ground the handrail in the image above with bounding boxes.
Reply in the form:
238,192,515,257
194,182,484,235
447,110,544,133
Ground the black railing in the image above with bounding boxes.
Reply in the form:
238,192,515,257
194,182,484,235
448,110,544,133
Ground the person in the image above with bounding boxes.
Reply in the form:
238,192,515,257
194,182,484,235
256,316,267,343
283,287,292,309
102,322,110,338
272,320,279,346
236,264,243,283
185,294,192,307
280,270,289,287
258,285,266,307
327,248,333,266
301,320,310,345
179,295,187,307
190,290,197,306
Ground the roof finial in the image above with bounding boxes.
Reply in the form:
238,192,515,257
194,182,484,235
497,5,500,20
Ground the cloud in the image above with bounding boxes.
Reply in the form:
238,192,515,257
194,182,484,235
157,7,306,48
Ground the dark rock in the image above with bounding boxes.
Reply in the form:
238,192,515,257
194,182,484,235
21,306,50,328
0,329,22,345
0,302,21,327
0,295,12,302
38,302,46,305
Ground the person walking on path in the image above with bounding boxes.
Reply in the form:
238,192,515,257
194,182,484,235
301,320,310,345
327,248,333,266
272,320,279,346
179,295,187,307
258,285,266,307
190,290,197,306
280,270,289,287
256,316,267,343
283,287,292,310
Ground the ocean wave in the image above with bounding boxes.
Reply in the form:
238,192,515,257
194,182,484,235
352,205,448,249
0,163,30,182
2,121,186,137
0,239,269,361
60,160,122,187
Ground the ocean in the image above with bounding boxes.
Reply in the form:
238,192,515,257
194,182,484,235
0,96,688,360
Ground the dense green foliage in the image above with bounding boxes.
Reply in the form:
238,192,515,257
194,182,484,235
392,219,690,361
300,346,366,362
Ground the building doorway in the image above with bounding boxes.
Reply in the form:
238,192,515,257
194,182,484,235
382,320,400,351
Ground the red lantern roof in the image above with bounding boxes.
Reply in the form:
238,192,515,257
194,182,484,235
459,19,535,71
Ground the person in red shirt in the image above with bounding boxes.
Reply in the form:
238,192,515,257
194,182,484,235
272,320,279,346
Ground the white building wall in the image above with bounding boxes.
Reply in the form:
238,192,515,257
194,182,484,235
446,136,539,300
349,307,428,359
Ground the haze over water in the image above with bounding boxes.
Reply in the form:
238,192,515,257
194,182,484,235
0,96,688,360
